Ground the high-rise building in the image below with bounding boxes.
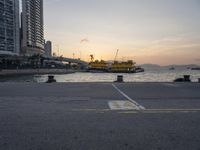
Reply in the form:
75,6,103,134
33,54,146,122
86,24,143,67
21,0,44,56
44,40,52,57
0,0,20,55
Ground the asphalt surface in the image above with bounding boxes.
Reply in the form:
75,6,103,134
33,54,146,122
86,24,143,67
0,82,200,150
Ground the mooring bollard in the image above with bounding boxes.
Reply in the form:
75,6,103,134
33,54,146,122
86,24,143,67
183,75,191,82
116,75,124,82
174,75,191,82
46,75,56,83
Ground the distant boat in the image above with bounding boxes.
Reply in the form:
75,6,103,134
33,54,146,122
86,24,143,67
135,66,145,73
169,67,175,70
191,67,200,70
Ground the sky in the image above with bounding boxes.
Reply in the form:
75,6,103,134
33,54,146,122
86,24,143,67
44,0,200,65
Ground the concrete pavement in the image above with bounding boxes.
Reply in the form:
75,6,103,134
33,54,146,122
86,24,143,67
0,82,200,150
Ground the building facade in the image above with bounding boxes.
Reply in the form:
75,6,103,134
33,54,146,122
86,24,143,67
44,40,52,57
0,0,20,55
21,0,44,56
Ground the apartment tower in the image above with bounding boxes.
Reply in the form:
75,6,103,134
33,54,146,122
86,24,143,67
44,40,52,57
0,0,20,55
21,0,44,56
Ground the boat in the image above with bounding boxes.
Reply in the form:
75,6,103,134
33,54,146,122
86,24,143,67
87,60,108,73
110,60,137,73
88,60,144,73
191,67,200,70
135,66,145,73
169,67,175,70
87,56,109,72
87,54,144,73
109,49,144,73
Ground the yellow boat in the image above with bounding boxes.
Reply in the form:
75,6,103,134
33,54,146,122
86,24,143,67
88,60,109,72
110,60,137,73
87,55,144,73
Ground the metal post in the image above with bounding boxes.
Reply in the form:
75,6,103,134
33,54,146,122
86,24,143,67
117,75,124,82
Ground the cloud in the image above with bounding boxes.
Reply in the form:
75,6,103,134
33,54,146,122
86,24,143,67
80,38,89,44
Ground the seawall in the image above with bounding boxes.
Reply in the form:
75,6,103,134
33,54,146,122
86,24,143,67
0,69,75,76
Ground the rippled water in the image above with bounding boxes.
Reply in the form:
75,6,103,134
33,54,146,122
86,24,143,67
1,69,200,83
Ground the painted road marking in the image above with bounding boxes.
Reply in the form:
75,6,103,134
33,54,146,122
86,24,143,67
146,108,200,112
163,83,179,87
108,101,140,110
112,84,145,110
67,108,200,114
119,108,200,114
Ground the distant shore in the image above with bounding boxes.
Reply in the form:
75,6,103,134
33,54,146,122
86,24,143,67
0,69,75,76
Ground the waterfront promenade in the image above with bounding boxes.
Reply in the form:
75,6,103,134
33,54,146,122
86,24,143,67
0,69,75,76
0,82,200,150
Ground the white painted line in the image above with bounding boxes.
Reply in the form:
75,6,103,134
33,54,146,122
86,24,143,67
163,83,179,87
109,101,140,110
112,84,145,110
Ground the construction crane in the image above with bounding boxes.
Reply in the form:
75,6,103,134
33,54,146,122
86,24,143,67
114,49,119,61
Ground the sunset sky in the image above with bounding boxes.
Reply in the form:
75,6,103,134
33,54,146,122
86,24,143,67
44,0,200,65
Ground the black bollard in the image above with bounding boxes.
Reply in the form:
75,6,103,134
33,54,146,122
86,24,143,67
198,78,200,83
46,75,56,83
184,75,191,82
174,75,191,82
116,75,124,82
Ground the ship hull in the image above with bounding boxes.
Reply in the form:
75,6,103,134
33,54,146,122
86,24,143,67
87,69,144,73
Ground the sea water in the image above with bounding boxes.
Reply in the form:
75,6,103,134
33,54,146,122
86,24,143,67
1,69,199,83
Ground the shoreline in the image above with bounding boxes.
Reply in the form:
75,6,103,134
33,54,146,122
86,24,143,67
0,69,75,76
